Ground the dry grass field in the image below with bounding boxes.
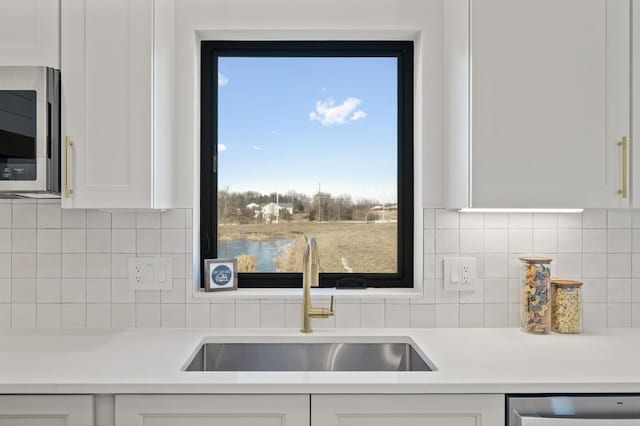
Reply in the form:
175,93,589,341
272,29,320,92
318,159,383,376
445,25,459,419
218,221,397,273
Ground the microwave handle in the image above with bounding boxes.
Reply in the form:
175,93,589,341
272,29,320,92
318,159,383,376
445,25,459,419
65,136,73,198
521,417,640,426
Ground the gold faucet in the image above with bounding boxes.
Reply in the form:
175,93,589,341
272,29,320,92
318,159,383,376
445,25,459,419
301,237,334,333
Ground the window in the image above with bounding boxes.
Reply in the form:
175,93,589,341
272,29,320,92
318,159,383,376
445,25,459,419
201,41,413,288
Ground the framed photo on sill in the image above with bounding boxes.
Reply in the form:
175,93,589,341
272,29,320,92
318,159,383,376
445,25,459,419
204,258,238,292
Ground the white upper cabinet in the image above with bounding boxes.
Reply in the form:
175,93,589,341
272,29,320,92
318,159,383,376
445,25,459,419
61,0,174,209
0,0,59,67
446,0,631,209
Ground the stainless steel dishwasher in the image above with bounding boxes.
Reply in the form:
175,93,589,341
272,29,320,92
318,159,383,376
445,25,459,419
508,395,640,425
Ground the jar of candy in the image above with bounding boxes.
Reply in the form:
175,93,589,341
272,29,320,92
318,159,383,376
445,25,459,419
519,257,552,334
550,279,583,334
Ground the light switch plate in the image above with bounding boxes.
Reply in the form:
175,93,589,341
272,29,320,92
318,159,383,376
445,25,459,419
443,257,477,292
128,257,173,290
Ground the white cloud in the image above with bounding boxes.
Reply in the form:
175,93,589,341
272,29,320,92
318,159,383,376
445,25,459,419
309,97,366,126
252,145,262,151
218,72,229,86
218,143,227,152
271,130,280,136
350,110,367,121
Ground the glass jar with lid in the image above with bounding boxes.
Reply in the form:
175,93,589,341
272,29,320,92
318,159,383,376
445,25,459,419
550,279,583,334
519,257,552,334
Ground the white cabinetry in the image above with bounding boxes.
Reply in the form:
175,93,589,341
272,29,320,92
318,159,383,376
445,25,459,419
61,0,174,209
312,394,504,426
0,0,59,67
115,394,310,426
0,395,94,426
446,0,630,209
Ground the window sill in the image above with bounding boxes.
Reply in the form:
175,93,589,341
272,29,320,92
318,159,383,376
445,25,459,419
190,287,423,301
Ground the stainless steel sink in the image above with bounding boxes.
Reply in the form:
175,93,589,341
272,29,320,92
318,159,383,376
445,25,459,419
184,341,435,372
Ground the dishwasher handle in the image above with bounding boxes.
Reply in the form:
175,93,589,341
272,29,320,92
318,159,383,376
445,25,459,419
522,417,640,426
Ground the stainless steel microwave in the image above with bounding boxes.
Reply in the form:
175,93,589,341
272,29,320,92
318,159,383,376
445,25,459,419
0,67,60,194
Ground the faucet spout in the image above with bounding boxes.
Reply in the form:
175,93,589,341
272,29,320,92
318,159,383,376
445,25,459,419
301,237,334,333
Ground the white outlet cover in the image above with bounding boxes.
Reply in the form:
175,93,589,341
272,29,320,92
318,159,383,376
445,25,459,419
128,257,173,290
443,257,477,292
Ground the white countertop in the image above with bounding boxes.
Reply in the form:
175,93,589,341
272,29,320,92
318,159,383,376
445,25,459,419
0,328,639,394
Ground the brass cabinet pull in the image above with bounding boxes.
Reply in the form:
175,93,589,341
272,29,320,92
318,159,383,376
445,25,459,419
617,136,628,198
65,136,73,198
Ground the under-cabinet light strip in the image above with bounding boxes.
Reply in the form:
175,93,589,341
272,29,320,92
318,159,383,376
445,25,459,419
458,208,584,213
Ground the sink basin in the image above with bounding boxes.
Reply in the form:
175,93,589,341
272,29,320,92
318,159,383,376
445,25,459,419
183,340,435,372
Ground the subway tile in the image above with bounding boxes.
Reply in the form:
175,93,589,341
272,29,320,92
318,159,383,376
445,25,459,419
111,303,135,328
533,213,557,228
361,302,384,328
112,229,136,254
484,229,508,253
37,203,61,228
460,279,483,304
136,304,161,327
608,254,632,278
335,303,361,328
136,212,161,229
557,229,582,253
384,302,411,328
608,210,632,229
508,213,532,229
235,302,260,328
459,229,483,253
161,304,186,328
11,278,36,303
410,303,435,327
460,304,483,328
161,278,186,303
582,278,607,303
62,254,86,278
582,254,607,278
435,209,459,229
37,229,61,253
435,229,459,253
86,210,111,228
260,301,286,328
61,209,86,228
12,203,36,228
111,212,136,228
557,253,582,277
0,204,11,228
484,279,508,303
0,229,10,253
435,304,459,328
12,254,36,278
137,229,161,254
483,213,508,229
484,303,508,327
532,229,557,254
484,254,509,278
0,304,9,327
111,278,135,303
87,229,111,253
161,228,186,254
423,229,435,254
423,209,435,229
607,303,632,327
583,229,607,253
608,229,632,253
459,212,483,229
12,229,36,253
37,304,61,328
607,279,632,303
86,278,111,303
61,304,86,328
87,254,111,278
0,254,10,278
61,278,86,303
557,212,582,229
0,279,10,302
12,303,36,328
509,229,532,253
61,229,86,253
210,303,235,328
87,304,111,328
583,209,607,229
161,209,186,228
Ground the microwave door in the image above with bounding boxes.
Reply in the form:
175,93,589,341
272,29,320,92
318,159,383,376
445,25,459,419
0,66,49,192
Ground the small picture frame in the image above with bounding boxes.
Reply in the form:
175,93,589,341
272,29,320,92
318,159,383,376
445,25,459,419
204,258,238,292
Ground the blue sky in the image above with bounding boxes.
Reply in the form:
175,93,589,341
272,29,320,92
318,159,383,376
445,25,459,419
217,56,398,203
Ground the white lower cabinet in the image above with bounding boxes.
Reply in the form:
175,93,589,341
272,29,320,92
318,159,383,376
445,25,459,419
312,394,504,426
0,395,94,426
115,394,503,426
115,394,310,426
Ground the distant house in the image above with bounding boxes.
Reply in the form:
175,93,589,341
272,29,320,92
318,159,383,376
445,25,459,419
258,202,294,223
246,202,260,210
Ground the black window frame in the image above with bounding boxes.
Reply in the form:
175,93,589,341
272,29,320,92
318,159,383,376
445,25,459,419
200,40,414,288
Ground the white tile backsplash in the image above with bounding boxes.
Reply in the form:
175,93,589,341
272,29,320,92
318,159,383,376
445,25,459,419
0,201,639,329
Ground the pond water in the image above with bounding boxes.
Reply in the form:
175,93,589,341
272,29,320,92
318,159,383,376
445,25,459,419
217,237,295,272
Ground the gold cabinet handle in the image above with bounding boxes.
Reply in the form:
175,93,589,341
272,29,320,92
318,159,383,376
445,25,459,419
617,136,628,198
65,136,73,198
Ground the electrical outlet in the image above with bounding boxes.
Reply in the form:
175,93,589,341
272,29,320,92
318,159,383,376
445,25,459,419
443,257,477,291
128,257,173,290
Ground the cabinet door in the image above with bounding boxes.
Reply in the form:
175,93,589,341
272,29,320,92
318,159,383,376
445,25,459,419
470,0,630,208
0,395,94,426
115,394,310,426
0,0,59,67
312,394,504,426
61,0,153,208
